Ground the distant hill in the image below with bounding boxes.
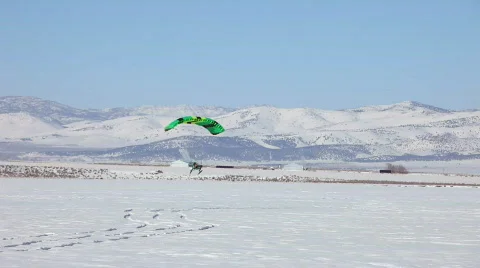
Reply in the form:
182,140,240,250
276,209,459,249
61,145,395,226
1,96,479,163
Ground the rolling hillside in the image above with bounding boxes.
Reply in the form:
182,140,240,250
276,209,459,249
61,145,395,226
1,96,479,163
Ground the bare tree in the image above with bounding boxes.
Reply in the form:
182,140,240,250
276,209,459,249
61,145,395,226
386,163,408,174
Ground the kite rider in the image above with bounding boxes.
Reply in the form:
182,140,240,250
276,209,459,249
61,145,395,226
190,162,203,175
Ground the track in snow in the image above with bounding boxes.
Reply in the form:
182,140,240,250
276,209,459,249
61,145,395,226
1,207,216,252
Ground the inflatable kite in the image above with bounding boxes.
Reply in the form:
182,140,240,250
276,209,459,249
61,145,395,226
164,116,225,135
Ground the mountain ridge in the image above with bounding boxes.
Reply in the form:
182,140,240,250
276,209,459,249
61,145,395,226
0,95,465,115
1,96,479,163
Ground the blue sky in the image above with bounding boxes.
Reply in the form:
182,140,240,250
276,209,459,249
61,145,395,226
1,0,479,110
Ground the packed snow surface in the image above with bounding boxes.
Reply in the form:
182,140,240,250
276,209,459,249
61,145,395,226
1,178,479,267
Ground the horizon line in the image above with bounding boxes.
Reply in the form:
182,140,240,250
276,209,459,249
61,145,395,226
1,95,477,112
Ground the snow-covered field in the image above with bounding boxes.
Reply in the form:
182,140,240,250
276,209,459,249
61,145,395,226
306,159,480,176
1,178,479,267
1,160,480,186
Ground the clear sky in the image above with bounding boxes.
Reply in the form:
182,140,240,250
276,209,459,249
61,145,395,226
1,0,479,110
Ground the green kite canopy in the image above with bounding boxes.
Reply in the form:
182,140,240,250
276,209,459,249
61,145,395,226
164,116,225,135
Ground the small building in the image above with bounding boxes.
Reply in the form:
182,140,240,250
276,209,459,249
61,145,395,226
170,160,189,167
282,163,304,171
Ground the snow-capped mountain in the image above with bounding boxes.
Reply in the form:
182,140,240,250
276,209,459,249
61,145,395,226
0,96,117,124
0,112,64,139
1,96,479,163
0,96,235,125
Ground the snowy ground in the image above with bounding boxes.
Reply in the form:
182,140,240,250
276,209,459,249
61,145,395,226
304,159,480,175
1,161,480,186
1,178,479,267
